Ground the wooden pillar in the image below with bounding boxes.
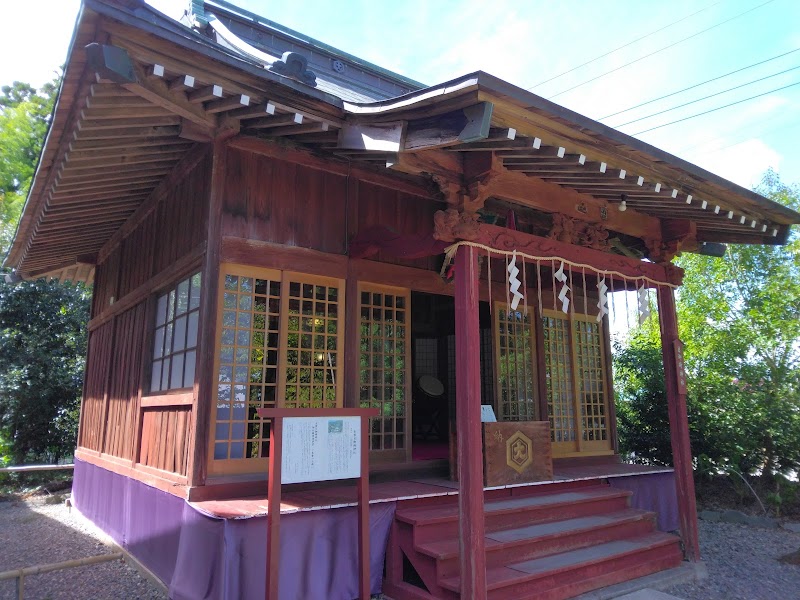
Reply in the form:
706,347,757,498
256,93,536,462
454,245,487,598
657,285,701,562
188,142,225,487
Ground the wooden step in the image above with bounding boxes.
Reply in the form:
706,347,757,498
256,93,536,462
417,509,657,578
439,532,683,600
396,485,633,542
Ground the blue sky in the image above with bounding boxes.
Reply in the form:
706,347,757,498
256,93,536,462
5,0,799,191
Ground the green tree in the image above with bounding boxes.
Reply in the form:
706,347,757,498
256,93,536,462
614,322,672,466
0,78,58,256
0,278,89,463
615,171,800,477
677,171,800,477
0,75,90,465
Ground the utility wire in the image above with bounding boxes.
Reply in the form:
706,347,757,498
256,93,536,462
548,0,776,100
525,1,720,91
632,79,800,135
675,110,788,154
600,46,800,120
614,64,800,128
693,121,800,157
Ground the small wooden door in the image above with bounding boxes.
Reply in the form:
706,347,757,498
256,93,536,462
542,310,612,456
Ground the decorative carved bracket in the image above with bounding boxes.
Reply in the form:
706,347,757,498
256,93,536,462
548,214,611,251
433,208,480,242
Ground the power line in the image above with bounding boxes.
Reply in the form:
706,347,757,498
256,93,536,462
674,110,788,154
599,46,800,121
688,120,800,158
632,79,800,136
525,1,720,91
548,0,776,100
613,64,800,128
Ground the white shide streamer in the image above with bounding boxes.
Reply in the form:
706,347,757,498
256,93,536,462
596,277,609,323
507,252,524,310
638,284,651,324
554,261,570,314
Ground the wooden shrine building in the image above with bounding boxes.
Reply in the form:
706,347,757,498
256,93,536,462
6,1,800,598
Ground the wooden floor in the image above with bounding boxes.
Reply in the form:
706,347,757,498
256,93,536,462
190,464,672,519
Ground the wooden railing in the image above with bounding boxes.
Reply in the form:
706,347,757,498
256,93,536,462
0,464,74,473
0,553,123,600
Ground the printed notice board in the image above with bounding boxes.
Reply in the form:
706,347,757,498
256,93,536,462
281,416,361,484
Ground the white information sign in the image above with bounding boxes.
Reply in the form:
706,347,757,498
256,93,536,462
481,404,497,423
281,416,361,484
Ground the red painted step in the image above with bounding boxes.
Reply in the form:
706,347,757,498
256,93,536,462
385,483,685,600
418,508,658,579
439,532,683,600
396,485,633,544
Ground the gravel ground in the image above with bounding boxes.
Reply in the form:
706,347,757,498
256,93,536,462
0,496,167,600
667,519,800,600
2,494,798,600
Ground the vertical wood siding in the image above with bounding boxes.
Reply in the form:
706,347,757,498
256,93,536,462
354,179,443,270
102,303,147,460
78,320,114,452
139,407,192,476
78,155,210,476
91,245,121,317
222,149,441,265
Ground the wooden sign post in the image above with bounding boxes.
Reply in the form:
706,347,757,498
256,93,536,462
256,407,378,600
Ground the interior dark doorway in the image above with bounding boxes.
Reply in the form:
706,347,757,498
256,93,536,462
410,291,494,462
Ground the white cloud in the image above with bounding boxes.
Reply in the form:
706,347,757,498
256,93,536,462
691,139,782,188
1,1,79,87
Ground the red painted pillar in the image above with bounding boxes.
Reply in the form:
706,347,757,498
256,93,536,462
657,286,701,561
454,245,487,598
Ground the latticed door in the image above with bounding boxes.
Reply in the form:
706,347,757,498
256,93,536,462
358,284,411,463
209,265,344,475
571,314,611,453
493,303,538,421
541,309,612,456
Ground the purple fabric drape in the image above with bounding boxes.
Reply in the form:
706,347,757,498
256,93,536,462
73,459,395,600
608,471,679,532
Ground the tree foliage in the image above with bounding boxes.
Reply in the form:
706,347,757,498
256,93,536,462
677,171,800,476
614,322,672,466
615,171,800,477
0,76,91,465
0,278,89,463
0,78,58,256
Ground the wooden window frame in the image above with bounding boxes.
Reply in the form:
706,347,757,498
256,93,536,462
146,271,202,395
208,264,345,476
541,308,613,457
358,283,412,464
492,302,539,422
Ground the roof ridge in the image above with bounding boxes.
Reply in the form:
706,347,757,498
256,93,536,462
199,0,427,91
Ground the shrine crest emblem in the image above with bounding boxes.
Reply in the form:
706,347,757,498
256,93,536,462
506,431,533,474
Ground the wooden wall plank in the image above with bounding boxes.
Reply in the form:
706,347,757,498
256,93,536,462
137,407,191,476
78,321,114,452
221,148,440,261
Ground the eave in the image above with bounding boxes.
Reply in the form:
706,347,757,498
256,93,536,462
6,0,799,283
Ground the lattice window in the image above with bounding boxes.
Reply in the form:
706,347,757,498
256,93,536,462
210,266,344,472
283,277,341,409
359,285,409,456
573,317,608,443
150,272,201,392
542,312,576,444
541,309,611,455
213,271,281,461
494,304,537,421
